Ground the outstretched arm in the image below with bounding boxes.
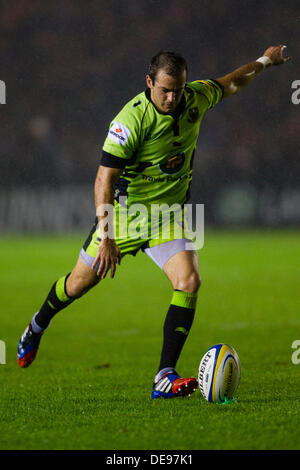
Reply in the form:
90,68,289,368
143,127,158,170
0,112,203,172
217,45,291,97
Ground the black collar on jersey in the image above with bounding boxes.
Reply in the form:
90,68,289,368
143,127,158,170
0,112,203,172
145,87,187,120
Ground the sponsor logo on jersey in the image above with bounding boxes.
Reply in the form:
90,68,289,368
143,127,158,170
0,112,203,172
108,122,131,146
159,152,185,174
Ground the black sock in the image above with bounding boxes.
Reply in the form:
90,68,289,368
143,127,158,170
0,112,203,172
158,290,197,372
33,273,74,330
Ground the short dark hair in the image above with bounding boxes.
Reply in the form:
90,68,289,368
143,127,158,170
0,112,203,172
148,51,188,83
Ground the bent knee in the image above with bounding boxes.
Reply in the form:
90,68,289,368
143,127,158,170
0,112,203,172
66,274,99,299
176,272,202,294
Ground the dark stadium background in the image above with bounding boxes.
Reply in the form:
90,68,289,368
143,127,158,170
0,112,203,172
0,0,299,232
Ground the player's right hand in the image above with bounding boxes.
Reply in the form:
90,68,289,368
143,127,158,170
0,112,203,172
263,45,291,65
92,238,121,280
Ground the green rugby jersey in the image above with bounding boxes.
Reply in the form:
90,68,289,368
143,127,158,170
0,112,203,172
101,79,223,208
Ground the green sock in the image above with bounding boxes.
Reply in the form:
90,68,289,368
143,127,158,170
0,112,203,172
158,290,198,372
32,273,74,330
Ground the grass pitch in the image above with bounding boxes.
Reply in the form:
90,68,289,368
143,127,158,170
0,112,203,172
1,229,300,450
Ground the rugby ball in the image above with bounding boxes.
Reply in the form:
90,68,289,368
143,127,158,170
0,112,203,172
198,343,241,403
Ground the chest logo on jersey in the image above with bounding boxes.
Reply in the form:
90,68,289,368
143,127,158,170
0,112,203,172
108,121,131,146
188,107,199,123
159,152,185,175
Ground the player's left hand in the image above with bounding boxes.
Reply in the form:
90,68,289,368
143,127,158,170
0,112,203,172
263,45,291,65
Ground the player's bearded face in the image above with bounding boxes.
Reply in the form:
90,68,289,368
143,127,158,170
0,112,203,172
146,69,186,114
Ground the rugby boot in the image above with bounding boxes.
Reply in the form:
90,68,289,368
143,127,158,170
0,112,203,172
151,370,198,399
17,323,43,368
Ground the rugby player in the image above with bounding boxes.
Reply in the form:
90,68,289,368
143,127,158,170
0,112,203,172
17,46,290,399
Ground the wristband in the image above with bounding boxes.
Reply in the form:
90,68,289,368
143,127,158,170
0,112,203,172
256,56,273,69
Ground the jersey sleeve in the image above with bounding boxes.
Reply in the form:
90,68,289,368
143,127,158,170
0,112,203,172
102,101,140,162
189,79,224,109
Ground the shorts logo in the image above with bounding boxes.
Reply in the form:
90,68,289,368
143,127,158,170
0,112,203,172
159,152,185,174
108,122,131,146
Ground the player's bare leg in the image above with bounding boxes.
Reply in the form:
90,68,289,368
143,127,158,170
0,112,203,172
151,248,201,398
66,257,101,298
163,249,201,293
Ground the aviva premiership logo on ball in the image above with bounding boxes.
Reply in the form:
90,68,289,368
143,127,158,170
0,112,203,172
198,343,241,403
159,152,185,174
